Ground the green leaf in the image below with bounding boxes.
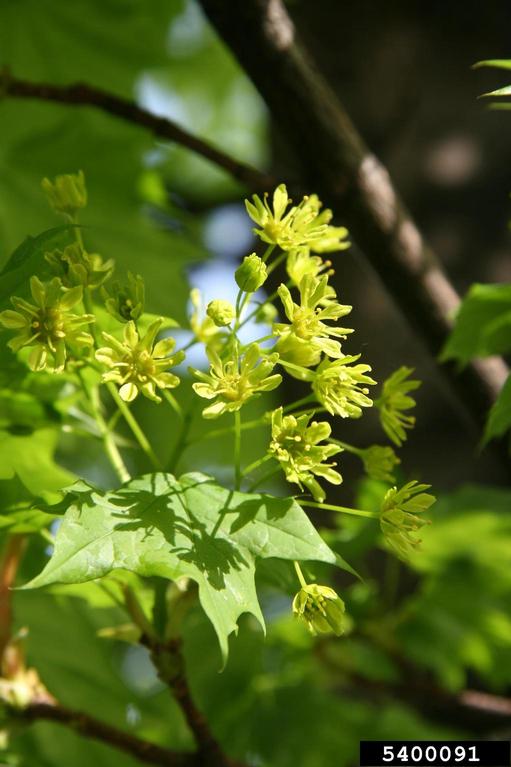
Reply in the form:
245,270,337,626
0,426,74,503
483,372,511,444
473,59,511,71
0,226,73,309
481,85,511,98
441,283,511,364
25,472,341,661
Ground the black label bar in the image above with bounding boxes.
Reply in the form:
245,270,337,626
360,741,510,767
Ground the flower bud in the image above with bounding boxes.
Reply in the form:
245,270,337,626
292,583,346,636
254,302,278,325
103,272,145,322
206,299,235,327
235,254,268,292
41,170,87,218
361,445,400,483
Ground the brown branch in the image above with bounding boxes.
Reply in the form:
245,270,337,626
0,69,274,194
0,535,26,664
198,0,509,436
316,639,511,734
142,635,242,767
11,701,196,767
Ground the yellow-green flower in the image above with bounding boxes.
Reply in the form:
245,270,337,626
360,445,400,483
189,288,219,345
312,355,376,418
254,302,278,325
0,276,94,372
41,170,87,218
292,583,346,636
245,185,350,253
46,243,114,290
375,367,421,446
269,407,342,502
191,343,281,419
206,299,235,328
96,319,184,403
286,247,332,287
274,274,352,366
380,480,435,560
102,272,145,322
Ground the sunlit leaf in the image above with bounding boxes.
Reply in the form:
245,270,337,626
26,472,341,661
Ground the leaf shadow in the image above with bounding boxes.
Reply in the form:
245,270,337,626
107,475,249,590
228,495,293,535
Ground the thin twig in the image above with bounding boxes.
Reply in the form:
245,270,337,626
142,635,241,767
10,702,195,767
0,70,274,193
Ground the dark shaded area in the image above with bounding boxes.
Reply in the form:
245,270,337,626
278,0,511,494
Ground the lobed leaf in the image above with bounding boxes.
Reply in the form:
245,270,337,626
25,472,342,662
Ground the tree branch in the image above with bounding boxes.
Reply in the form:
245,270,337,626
316,639,511,734
11,701,196,767
142,635,242,767
198,0,509,434
0,535,25,663
0,69,274,193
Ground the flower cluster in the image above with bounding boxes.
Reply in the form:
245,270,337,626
192,344,281,418
292,583,346,636
380,480,434,560
274,275,353,367
312,355,376,418
246,184,349,255
96,319,184,403
375,367,420,446
0,276,94,372
269,407,342,502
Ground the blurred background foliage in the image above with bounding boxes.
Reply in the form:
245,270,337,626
1,1,511,765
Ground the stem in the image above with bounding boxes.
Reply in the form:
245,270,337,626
163,389,183,420
106,382,162,470
294,561,308,588
299,500,379,519
82,285,161,471
234,410,242,490
186,416,266,446
242,453,272,477
246,333,275,347
261,244,276,264
142,635,236,767
11,702,192,767
77,372,130,483
265,249,286,275
168,408,193,474
178,337,198,354
329,438,362,456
